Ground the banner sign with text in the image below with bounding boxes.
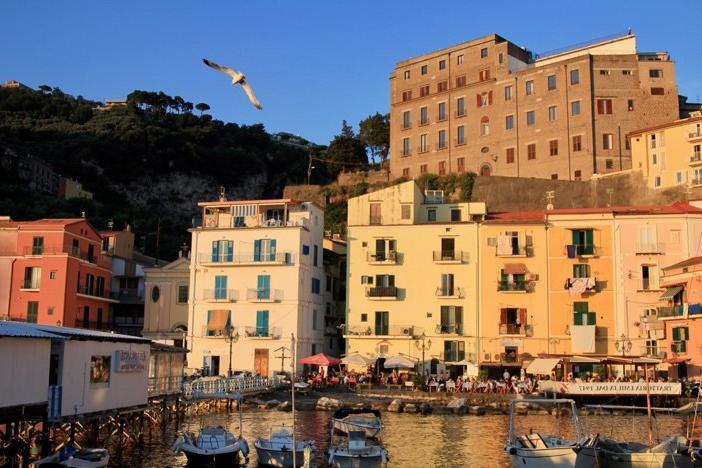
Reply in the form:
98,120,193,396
539,380,681,396
114,350,147,372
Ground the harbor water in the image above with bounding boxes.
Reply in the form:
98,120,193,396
107,409,688,467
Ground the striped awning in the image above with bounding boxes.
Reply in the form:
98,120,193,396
659,286,683,301
526,358,561,375
503,263,527,275
207,310,230,331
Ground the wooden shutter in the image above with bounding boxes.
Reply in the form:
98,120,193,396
500,308,507,324
518,308,527,324
488,91,493,105
476,94,482,107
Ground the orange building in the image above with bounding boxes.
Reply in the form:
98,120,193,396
0,218,116,329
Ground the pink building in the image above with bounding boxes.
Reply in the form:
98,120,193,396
0,218,117,329
657,256,702,380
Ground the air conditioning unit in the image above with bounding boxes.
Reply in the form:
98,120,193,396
525,325,534,337
484,353,491,362
402,327,413,336
527,273,540,281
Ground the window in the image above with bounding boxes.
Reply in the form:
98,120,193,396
427,209,437,222
27,301,39,323
651,87,665,95
49,271,57,280
439,60,446,70
254,238,277,262
477,91,492,107
177,285,189,303
420,164,427,175
574,170,582,181
457,54,464,65
649,69,662,78
571,229,594,255
401,205,411,220
420,85,430,97
551,174,558,180
402,110,411,129
440,306,463,333
480,47,488,58
302,245,310,255
605,159,614,170
573,135,582,152
457,157,465,173
480,116,490,136
23,266,41,289
548,105,557,121
437,80,448,93
622,69,632,76
506,148,515,164
314,244,319,266
31,237,44,255
549,140,558,156
370,203,381,225
525,80,534,95
438,102,447,121
374,311,389,335
654,176,661,188
211,240,233,262
256,274,270,299
361,275,373,284
527,144,536,160
456,125,465,145
479,69,490,81
421,65,427,75
526,111,535,126
571,100,581,116
573,302,595,325
599,69,610,76
650,134,657,149
505,114,514,130
420,133,428,153
451,208,461,222
402,168,409,178
312,278,321,294
672,327,689,353
504,85,513,101
214,275,227,299
627,99,634,111
676,172,684,184
420,106,428,125
361,313,367,322
597,99,612,115
438,130,447,149
256,310,269,336
456,97,465,116
48,306,54,316
438,161,446,175
401,90,412,102
499,53,504,64
402,137,410,156
403,70,410,80
547,74,556,90
456,75,466,88
570,69,580,85
603,133,614,150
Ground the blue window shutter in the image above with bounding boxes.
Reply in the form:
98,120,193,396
254,240,261,261
226,241,233,262
212,241,219,262
257,275,270,299
256,310,269,335
215,276,227,299
207,310,212,336
269,239,277,261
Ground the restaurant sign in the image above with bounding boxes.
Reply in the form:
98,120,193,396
540,380,681,396
114,350,147,372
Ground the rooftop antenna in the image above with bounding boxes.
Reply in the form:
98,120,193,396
107,219,114,230
545,190,555,210
218,186,227,202
607,188,614,207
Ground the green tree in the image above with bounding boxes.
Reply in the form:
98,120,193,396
358,112,389,165
195,102,210,115
325,121,368,175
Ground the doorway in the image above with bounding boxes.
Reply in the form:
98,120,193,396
480,164,492,176
254,349,269,377
211,356,220,376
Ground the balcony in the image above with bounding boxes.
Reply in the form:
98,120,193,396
369,216,382,226
435,287,465,299
417,119,429,127
442,350,466,362
20,280,40,291
435,142,448,151
455,138,466,146
21,246,97,263
693,177,702,187
76,285,119,302
499,323,531,336
203,289,239,302
690,152,702,165
402,122,411,130
636,242,662,254
417,146,429,154
435,323,463,335
401,149,411,157
148,376,183,397
201,213,310,230
199,252,294,265
367,251,398,264
640,345,667,359
246,288,284,302
432,250,469,263
496,245,531,257
345,324,421,338
657,305,685,318
117,288,144,304
365,286,398,299
244,326,282,339
671,340,687,354
565,244,598,258
689,130,702,141
454,110,466,118
497,280,532,293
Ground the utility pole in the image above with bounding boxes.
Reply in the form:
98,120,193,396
274,345,290,373
306,151,313,185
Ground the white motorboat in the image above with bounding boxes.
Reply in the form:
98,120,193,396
327,430,388,468
583,435,694,468
254,427,315,467
173,425,249,467
332,407,383,439
30,447,109,468
505,398,590,468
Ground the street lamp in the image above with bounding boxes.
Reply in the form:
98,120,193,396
614,333,632,356
225,326,240,377
414,332,432,376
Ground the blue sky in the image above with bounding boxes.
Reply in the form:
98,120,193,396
2,1,701,144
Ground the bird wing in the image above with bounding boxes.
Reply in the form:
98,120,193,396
202,58,242,81
240,80,263,110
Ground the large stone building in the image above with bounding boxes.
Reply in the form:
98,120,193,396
390,32,679,181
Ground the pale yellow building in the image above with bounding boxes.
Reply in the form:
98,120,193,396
629,113,702,189
345,181,486,371
142,254,190,347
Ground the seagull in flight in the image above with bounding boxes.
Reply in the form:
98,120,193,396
202,58,263,110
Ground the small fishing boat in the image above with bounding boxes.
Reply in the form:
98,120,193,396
254,427,315,467
173,425,249,466
327,430,388,468
583,434,694,468
332,407,383,439
30,447,109,468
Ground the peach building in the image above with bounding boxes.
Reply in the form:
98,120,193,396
0,218,116,329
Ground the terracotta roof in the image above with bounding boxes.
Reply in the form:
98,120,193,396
198,198,295,207
662,256,702,271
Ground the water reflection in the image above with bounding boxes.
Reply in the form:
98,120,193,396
108,410,689,467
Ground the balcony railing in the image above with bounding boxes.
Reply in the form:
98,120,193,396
435,323,463,335
366,286,398,298
636,242,662,254
76,285,116,300
671,340,687,354
443,351,466,362
639,346,666,359
690,152,702,163
436,142,448,151
418,119,429,127
497,281,531,292
201,214,310,230
203,289,239,301
21,280,40,290
367,251,398,264
345,324,421,337
246,288,284,302
244,326,282,339
148,376,183,397
369,216,382,226
418,146,429,154
432,250,469,263
496,245,531,257
21,245,97,263
656,305,685,318
689,131,702,139
73,320,114,331
435,287,465,298
499,323,528,335
402,122,411,130
455,110,466,118
455,138,466,146
694,178,702,186
565,244,598,257
199,252,294,265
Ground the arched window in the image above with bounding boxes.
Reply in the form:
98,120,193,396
480,116,490,136
480,164,492,176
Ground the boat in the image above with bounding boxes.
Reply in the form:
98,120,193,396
30,447,109,468
332,407,383,439
254,427,315,467
172,425,249,466
582,434,694,468
505,398,591,468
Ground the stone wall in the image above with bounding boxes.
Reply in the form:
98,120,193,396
336,169,389,186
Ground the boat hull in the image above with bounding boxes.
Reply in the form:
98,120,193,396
580,449,693,468
181,449,242,467
328,453,385,468
506,445,587,468
255,446,307,467
30,449,109,468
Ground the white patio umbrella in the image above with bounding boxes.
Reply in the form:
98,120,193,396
383,355,418,369
341,353,374,366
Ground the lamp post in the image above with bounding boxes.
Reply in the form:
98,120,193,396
225,326,240,377
615,333,632,378
414,332,432,376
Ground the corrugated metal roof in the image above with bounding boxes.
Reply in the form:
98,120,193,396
0,321,150,343
0,321,65,339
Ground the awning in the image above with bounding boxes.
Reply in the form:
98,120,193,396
299,353,341,366
207,310,230,331
567,356,602,363
666,356,692,365
659,286,683,301
341,353,374,366
503,263,527,275
526,358,561,375
383,355,417,369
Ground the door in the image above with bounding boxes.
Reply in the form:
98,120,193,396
254,349,269,376
375,239,386,260
257,275,271,299
375,311,389,335
441,274,454,296
215,275,227,299
211,356,220,376
441,238,455,259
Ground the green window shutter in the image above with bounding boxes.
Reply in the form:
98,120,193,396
684,327,690,340
587,312,596,325
572,230,579,245
573,313,583,326
585,229,593,246
681,341,687,353
672,327,680,341
573,302,588,314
